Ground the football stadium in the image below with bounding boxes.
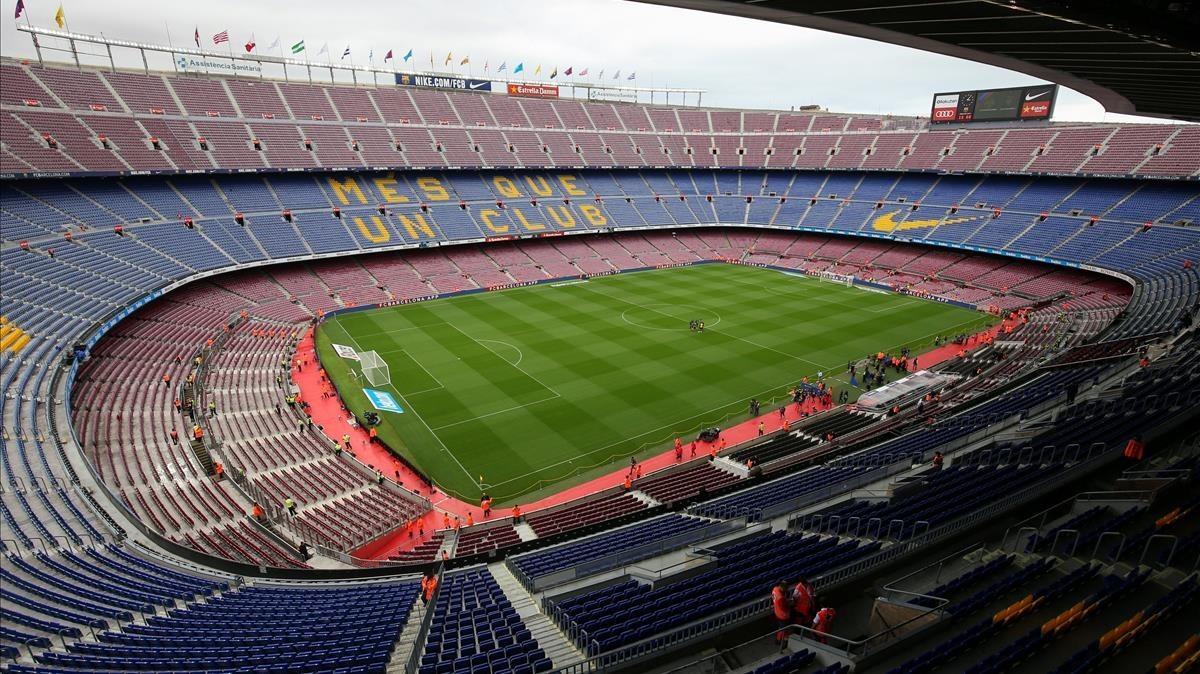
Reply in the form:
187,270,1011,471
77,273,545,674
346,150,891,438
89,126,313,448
1,0,1198,672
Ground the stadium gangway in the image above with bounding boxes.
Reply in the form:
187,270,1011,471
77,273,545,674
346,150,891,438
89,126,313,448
510,516,751,593
998,487,1154,556
547,441,1127,673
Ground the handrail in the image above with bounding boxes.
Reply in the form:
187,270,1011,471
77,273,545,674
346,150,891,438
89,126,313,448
403,566,443,674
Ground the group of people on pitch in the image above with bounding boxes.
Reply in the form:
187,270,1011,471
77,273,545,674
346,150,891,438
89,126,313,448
688,319,706,333
772,577,836,649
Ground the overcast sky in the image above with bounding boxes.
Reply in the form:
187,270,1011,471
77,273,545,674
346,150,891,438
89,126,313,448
3,0,1180,123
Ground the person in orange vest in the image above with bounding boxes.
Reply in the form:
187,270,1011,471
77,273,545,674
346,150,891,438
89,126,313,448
1123,435,1145,461
169,428,179,443
465,512,474,527
812,607,836,644
480,495,492,518
192,425,204,440
420,571,438,606
511,505,522,522
368,427,378,443
790,578,816,628
689,441,697,458
453,516,461,532
213,461,224,480
623,474,633,491
251,503,264,521
442,513,451,530
674,438,684,463
772,581,792,650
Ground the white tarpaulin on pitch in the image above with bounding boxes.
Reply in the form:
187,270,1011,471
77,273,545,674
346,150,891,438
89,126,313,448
333,343,360,360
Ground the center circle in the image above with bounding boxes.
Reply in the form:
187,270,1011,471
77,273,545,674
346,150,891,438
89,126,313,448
620,304,723,331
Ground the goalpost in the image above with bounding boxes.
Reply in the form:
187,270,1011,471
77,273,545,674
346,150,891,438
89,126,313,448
359,350,390,388
817,270,855,287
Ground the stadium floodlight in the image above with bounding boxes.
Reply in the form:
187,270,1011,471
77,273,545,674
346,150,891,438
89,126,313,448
359,350,390,388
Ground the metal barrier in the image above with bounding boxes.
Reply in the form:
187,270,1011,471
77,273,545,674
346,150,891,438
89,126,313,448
403,568,443,674
546,442,1126,673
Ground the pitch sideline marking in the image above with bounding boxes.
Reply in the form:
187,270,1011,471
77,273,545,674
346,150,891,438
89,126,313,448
324,316,478,486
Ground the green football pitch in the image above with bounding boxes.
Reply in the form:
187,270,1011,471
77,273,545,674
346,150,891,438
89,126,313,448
315,263,995,503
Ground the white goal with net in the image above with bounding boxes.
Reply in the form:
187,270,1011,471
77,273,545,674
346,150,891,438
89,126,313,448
817,271,855,287
359,350,390,387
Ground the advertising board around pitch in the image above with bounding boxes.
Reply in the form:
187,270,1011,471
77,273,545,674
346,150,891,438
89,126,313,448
363,388,404,414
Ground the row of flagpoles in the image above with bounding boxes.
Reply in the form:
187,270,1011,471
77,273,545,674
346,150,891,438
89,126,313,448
15,1,639,81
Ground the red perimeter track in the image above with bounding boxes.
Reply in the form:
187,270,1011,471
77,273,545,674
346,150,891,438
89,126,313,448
292,313,1012,561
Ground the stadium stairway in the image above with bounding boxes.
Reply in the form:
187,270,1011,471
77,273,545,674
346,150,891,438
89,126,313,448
488,561,587,668
387,596,435,674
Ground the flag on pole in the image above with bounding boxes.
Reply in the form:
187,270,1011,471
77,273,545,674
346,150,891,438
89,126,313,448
15,0,25,20
291,39,305,53
514,63,523,74
384,49,393,61
628,72,636,80
550,67,558,79
459,55,469,65
598,69,605,79
194,26,201,48
267,36,280,51
484,60,489,71
342,45,351,59
579,67,588,76
498,61,507,72
53,3,64,28
534,64,541,75
212,30,229,45
369,48,373,62
613,69,621,79
563,66,572,76
444,51,452,65
244,34,256,52
403,48,412,62
317,42,329,56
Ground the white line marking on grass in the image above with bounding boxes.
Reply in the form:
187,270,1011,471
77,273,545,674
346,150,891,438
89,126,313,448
401,348,445,389
584,284,825,372
475,339,524,366
429,394,560,430
550,280,589,288
866,299,923,313
441,321,561,397
619,304,723,331
325,317,478,487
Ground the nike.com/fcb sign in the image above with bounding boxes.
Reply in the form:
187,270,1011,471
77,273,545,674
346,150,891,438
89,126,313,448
396,73,492,92
930,84,1057,124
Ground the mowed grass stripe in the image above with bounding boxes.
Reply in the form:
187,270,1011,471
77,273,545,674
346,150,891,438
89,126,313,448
316,263,996,502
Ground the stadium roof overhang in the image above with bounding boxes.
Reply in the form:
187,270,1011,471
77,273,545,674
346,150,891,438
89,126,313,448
633,0,1200,122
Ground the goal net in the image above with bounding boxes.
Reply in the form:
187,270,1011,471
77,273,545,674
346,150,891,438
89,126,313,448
359,351,390,388
817,271,854,287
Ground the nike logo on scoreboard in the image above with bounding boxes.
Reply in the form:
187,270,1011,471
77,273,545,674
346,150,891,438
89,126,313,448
1025,90,1051,101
